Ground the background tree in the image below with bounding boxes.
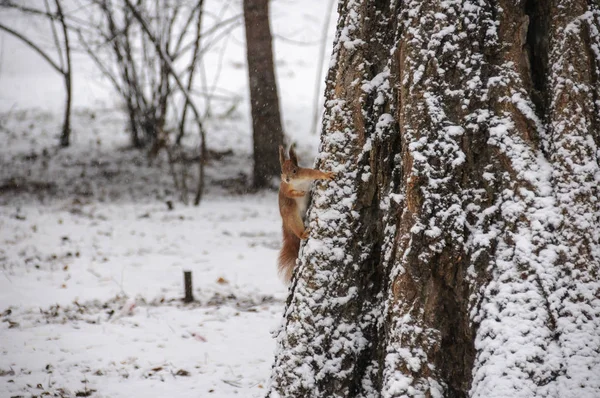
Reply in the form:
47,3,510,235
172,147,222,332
243,0,284,188
75,0,239,204
0,0,72,147
268,1,600,397
78,0,206,149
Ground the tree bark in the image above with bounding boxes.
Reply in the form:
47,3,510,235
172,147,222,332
243,0,284,189
267,1,600,397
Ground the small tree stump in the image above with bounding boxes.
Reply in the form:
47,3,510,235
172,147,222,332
183,270,194,303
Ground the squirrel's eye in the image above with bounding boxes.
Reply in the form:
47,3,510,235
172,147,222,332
293,170,297,174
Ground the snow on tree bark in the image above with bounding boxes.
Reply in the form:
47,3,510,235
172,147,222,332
267,1,600,397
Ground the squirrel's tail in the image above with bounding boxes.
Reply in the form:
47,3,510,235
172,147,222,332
278,227,300,283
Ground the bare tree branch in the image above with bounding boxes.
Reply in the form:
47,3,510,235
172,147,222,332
1,0,73,147
76,29,125,98
171,14,241,60
172,0,204,55
177,0,204,144
0,23,64,75
1,1,102,37
44,0,64,70
310,0,335,136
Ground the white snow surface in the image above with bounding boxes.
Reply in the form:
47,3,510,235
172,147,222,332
0,0,338,397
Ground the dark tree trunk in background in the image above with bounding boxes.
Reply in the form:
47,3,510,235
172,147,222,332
268,1,600,397
243,0,284,188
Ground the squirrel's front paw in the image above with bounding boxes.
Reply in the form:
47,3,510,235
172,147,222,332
301,229,310,240
323,171,335,180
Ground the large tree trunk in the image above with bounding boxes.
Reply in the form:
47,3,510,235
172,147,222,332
243,0,284,189
267,1,600,397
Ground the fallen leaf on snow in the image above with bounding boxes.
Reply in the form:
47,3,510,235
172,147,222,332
191,332,207,342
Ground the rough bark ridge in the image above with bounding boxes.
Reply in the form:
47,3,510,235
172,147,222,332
267,1,600,397
243,0,284,188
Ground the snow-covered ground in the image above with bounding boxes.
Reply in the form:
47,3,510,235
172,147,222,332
0,1,337,396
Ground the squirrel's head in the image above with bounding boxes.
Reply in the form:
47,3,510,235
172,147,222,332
279,145,299,183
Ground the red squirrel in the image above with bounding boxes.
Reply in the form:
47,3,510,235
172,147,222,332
278,145,333,282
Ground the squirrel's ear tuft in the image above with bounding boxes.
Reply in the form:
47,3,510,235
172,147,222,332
289,145,298,166
279,145,286,168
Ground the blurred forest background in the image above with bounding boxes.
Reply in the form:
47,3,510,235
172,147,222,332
0,0,336,204
0,1,336,397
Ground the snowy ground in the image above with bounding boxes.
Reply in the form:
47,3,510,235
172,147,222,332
0,109,288,398
0,1,337,396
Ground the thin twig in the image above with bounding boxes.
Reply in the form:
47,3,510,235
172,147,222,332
76,29,126,98
172,0,204,55
0,23,64,75
273,34,321,46
310,0,335,136
171,14,241,60
44,0,64,70
1,1,95,31
177,0,204,144
204,27,231,117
